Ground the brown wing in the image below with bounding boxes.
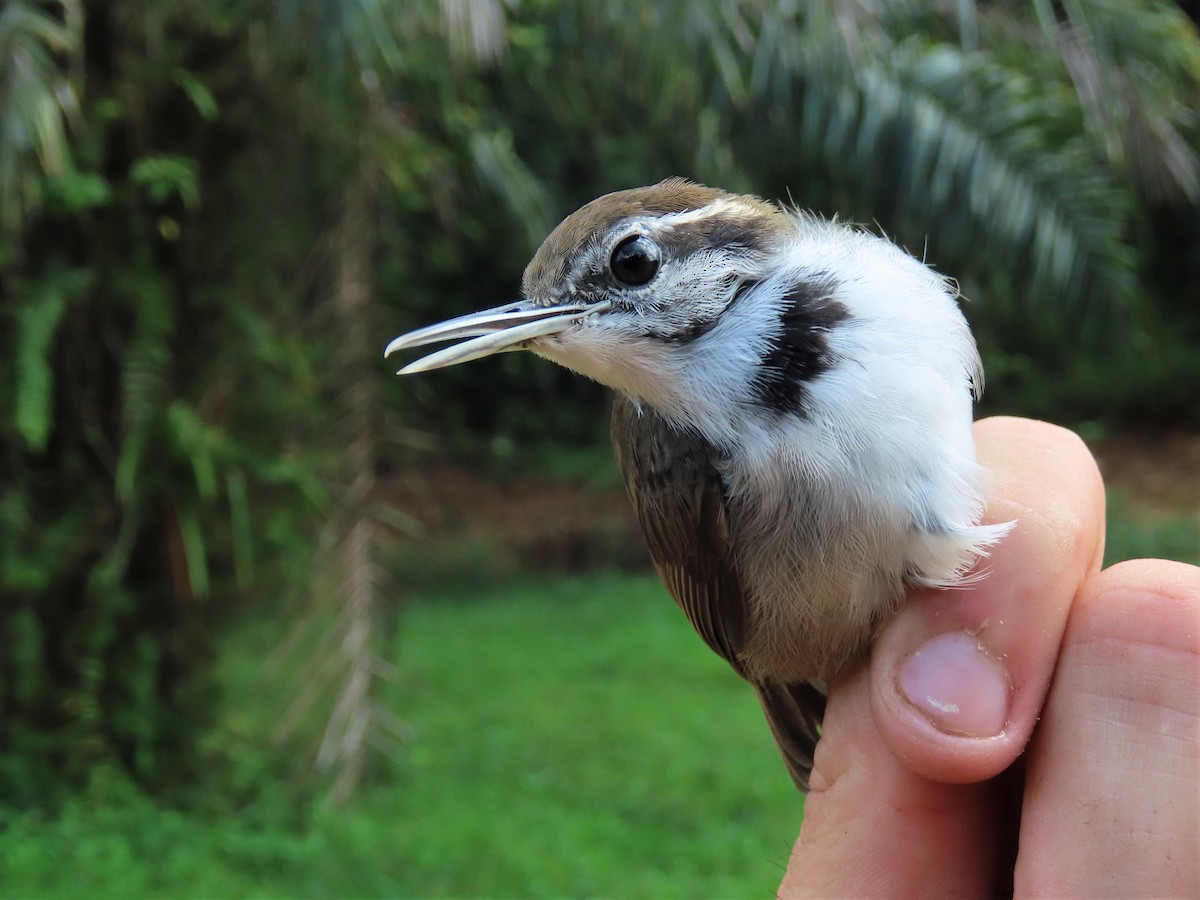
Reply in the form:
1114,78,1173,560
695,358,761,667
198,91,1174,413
610,394,825,790
611,394,746,670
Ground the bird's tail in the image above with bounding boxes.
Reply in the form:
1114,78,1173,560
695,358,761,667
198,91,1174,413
754,678,828,792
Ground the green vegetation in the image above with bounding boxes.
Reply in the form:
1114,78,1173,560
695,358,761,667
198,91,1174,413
1105,493,1200,568
0,0,1197,894
2,493,1193,897
3,511,1193,898
2,575,801,897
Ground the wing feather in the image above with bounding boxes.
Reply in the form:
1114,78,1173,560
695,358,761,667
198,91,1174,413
611,394,824,790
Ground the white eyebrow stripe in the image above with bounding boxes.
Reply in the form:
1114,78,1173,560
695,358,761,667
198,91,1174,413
562,197,762,286
656,198,753,227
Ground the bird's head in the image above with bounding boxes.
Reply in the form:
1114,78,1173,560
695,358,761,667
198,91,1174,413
386,178,788,389
387,178,980,451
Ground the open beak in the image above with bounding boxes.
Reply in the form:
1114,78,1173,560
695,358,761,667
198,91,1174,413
385,298,610,374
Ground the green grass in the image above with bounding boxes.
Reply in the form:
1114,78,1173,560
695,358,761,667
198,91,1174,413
0,574,802,898
1105,490,1200,567
384,577,802,895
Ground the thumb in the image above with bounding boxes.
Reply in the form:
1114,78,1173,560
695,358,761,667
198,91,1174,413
869,417,1104,784
780,418,1105,897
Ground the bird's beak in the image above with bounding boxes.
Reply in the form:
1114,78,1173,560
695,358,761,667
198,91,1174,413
385,298,610,374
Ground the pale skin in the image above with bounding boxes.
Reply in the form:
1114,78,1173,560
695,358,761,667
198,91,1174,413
780,416,1200,897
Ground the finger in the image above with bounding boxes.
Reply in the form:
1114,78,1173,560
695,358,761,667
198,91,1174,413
781,417,1106,897
779,660,1005,897
870,416,1106,784
1016,559,1200,897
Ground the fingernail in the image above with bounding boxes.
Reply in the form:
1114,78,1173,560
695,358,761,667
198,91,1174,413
898,632,1011,737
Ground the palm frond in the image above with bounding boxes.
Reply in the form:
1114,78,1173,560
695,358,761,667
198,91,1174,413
0,0,83,235
465,126,554,250
883,45,1137,332
1030,0,1200,203
724,1,1157,340
438,0,508,64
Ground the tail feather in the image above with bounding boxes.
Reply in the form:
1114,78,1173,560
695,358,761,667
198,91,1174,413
755,678,828,791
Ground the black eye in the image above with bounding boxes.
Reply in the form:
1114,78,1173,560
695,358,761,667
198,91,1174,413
610,235,661,286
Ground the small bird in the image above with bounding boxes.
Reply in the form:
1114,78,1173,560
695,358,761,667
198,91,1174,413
386,178,1009,790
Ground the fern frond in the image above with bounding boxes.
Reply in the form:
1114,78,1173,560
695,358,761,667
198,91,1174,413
115,273,173,506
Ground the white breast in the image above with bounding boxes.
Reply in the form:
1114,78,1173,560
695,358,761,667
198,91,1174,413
690,220,1009,680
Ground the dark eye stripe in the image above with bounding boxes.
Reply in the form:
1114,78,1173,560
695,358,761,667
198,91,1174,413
655,211,781,260
639,276,763,344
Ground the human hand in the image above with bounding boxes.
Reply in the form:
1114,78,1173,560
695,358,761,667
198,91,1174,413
780,417,1200,897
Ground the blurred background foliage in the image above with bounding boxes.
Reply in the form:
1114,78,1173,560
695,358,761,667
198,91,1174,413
0,0,1197,894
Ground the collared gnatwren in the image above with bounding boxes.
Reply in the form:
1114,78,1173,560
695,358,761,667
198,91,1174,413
386,179,1009,790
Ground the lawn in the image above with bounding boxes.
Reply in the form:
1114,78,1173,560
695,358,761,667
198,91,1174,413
1,574,803,898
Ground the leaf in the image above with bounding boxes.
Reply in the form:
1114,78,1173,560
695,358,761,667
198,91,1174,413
226,470,254,588
130,155,201,210
44,170,112,212
172,67,219,122
176,505,211,601
166,401,220,502
12,265,89,452
465,127,554,251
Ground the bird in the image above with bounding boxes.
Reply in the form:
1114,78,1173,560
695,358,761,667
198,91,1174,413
385,178,1010,790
